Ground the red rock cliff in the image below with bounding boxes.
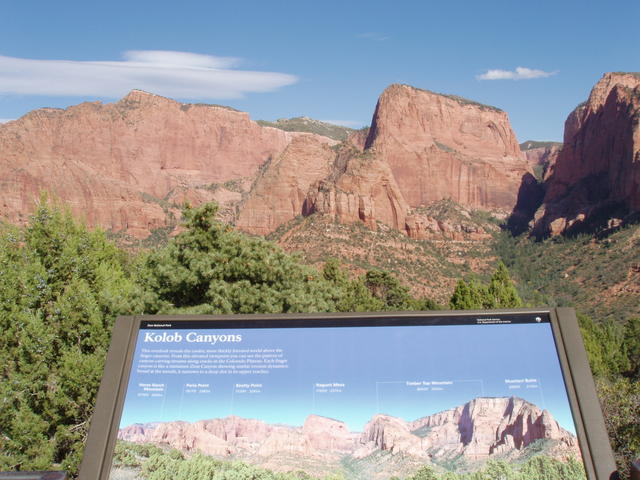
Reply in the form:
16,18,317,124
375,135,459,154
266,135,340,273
0,90,299,238
533,73,640,236
238,84,530,236
1,85,530,239
364,84,529,212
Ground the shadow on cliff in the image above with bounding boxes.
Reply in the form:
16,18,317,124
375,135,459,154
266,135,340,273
506,173,545,237
540,173,635,239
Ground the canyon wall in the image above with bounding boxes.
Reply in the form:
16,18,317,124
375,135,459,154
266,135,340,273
0,84,530,239
532,73,640,236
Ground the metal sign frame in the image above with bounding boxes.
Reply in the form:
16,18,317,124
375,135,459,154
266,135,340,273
79,308,617,480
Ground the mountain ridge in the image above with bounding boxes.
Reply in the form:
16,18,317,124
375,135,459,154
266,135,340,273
118,396,580,477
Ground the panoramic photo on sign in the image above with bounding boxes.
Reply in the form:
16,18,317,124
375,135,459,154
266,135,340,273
107,313,587,480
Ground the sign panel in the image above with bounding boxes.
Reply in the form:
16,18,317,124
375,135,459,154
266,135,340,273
80,309,617,480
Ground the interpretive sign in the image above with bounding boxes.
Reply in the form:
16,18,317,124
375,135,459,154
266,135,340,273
80,308,617,480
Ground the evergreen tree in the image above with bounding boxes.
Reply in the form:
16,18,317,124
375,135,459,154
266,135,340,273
0,201,143,474
140,203,350,314
578,314,630,378
450,262,522,310
363,269,415,310
486,261,523,308
622,318,640,379
410,465,439,480
321,259,384,312
449,279,486,309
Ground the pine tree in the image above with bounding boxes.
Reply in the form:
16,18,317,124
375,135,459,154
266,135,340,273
363,269,414,310
449,279,486,309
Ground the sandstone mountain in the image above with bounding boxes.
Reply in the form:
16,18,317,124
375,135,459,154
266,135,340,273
0,84,530,241
118,397,579,477
531,72,640,236
0,90,334,238
238,84,530,237
356,396,579,462
363,85,527,211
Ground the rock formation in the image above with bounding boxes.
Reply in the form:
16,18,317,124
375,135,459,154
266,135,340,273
118,397,580,472
363,84,528,212
355,414,424,458
0,90,328,238
240,84,530,236
235,135,337,235
520,141,562,182
0,84,530,239
408,396,578,460
302,145,409,231
532,72,640,236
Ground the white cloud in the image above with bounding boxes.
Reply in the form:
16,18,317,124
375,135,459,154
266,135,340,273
356,32,389,41
0,118,14,123
477,67,557,81
320,119,366,128
0,51,298,99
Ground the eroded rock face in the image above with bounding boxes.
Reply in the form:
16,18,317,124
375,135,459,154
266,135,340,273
1,84,530,239
521,142,562,182
118,414,358,459
355,414,424,458
0,90,299,238
235,135,337,235
533,72,640,236
363,84,529,212
240,85,528,236
118,397,579,467
303,146,409,231
409,397,578,460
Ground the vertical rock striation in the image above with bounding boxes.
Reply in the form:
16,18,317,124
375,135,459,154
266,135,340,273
363,84,528,212
532,72,640,236
0,84,530,239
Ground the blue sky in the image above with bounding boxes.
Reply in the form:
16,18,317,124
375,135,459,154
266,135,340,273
1,0,638,141
119,322,577,435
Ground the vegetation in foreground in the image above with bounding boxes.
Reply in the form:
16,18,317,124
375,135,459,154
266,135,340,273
0,201,637,477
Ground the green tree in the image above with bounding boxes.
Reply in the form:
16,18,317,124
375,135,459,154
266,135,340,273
622,318,640,379
486,261,523,308
578,314,629,378
450,262,522,310
139,203,343,314
0,201,143,474
449,279,487,309
596,377,640,480
363,269,414,310
410,465,439,480
321,258,384,312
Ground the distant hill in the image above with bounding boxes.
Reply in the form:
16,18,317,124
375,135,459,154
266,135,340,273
257,116,357,141
519,140,562,151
